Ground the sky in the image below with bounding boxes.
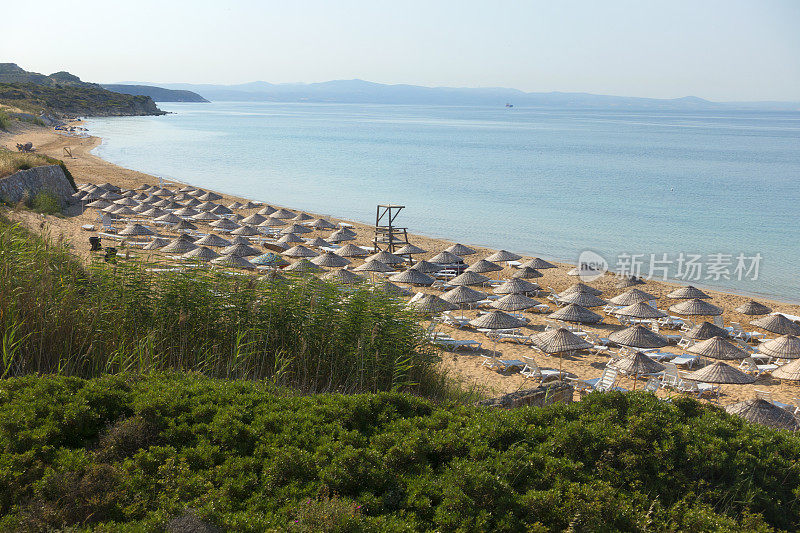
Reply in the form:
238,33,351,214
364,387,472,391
2,0,799,101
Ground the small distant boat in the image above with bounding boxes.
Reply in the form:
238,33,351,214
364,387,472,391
505,103,514,108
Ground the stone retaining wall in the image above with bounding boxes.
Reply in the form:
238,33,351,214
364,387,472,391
0,165,76,208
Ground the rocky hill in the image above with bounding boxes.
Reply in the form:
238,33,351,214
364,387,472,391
0,63,164,117
102,84,208,102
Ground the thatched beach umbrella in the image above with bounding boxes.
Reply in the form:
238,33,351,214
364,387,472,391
210,204,233,216
612,352,665,389
192,211,220,222
211,254,255,269
143,237,169,250
557,292,607,308
615,276,646,289
750,315,800,336
115,197,139,207
684,361,754,385
282,245,318,258
366,250,405,265
162,235,198,254
111,206,137,217
198,191,223,201
284,259,322,274
389,269,435,286
231,225,258,237
281,223,312,235
210,218,240,231
354,259,393,274
428,250,463,264
409,294,457,316
512,266,543,279
442,286,485,318
736,301,772,315
173,207,199,217
667,285,711,299
257,205,277,216
410,260,441,273
241,213,267,225
141,208,166,219
259,217,286,228
608,288,657,306
772,359,800,381
492,293,540,312
450,271,489,287
725,399,799,431
86,199,113,209
466,259,503,274
615,302,667,320
305,237,332,248
194,234,230,248
155,213,182,224
292,212,313,222
328,230,356,243
685,321,729,340
227,201,244,210
494,278,539,295
486,250,521,262
336,244,369,258
270,208,296,219
277,233,305,245
307,218,337,230
560,283,602,296
668,299,722,317
531,327,593,378
118,224,155,238
608,325,668,349
322,269,365,285
183,198,202,208
230,236,252,245
548,304,602,324
522,257,556,270
221,243,260,257
758,335,800,360
100,191,123,201
311,251,351,268
374,281,412,297
182,246,220,262
469,310,526,355
687,336,749,361
395,243,427,256
445,243,477,256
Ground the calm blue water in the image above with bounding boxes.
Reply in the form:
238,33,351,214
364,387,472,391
85,102,800,302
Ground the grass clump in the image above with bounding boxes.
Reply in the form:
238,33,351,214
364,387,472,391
26,190,61,214
0,109,10,131
0,373,797,531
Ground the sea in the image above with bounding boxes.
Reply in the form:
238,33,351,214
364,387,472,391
84,102,800,302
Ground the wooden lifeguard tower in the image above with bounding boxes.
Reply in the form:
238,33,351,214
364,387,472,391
373,204,410,253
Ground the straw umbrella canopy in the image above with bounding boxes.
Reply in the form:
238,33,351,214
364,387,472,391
410,260,441,273
685,321,729,340
211,204,233,215
307,218,337,230
485,250,521,262
282,245,318,258
257,205,277,216
512,266,543,279
667,285,711,299
242,201,259,209
365,250,405,265
143,237,169,250
328,230,356,243
230,236,252,245
395,243,427,256
322,269,365,285
292,212,313,222
750,315,800,336
155,213,182,224
221,243,260,257
441,286,486,318
259,217,286,228
668,299,723,317
687,336,749,361
492,293,540,312
615,276,646,288
192,211,220,222
469,311,526,348
118,224,155,238
521,257,556,270
758,335,800,360
211,254,255,269
612,352,665,388
428,251,463,264
281,223,312,235
608,325,669,349
251,252,285,267
227,201,244,210
305,237,332,248
494,278,540,295
183,198,202,208
111,206,137,217
354,259,393,274
560,283,602,296
449,271,489,287
375,281,412,297
389,269,435,286
557,292,608,308
284,259,322,274
531,327,593,377
182,246,220,262
194,234,230,248
466,259,503,273
567,265,603,277
210,218,240,231
409,294,457,315
241,213,267,225
336,244,369,258
270,208,296,219
311,252,351,268
231,225,258,237
173,207,199,217
86,199,113,209
608,288,657,306
445,243,477,256
100,191,123,200
161,236,198,254
772,359,800,381
548,304,603,324
198,191,223,201
684,362,754,384
725,399,799,431
615,302,667,320
141,208,166,218
115,197,139,207
277,233,305,245
736,300,772,315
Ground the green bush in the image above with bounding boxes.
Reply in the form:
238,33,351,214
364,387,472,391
0,110,10,131
0,373,797,531
27,190,61,215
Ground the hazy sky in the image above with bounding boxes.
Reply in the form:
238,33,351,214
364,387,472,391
3,0,799,101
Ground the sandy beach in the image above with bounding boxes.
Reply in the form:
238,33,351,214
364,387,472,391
3,122,800,405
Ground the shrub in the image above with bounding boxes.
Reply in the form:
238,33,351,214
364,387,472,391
0,374,798,531
0,110,10,131
27,190,61,215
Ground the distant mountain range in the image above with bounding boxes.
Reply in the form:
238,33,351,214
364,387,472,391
119,79,799,111
101,84,208,103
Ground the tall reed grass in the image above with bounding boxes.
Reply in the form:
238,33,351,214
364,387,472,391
0,216,455,397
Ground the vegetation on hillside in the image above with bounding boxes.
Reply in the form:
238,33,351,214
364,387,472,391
0,216,451,398
0,373,797,531
0,148,77,189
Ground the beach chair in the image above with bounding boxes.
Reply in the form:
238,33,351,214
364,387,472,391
754,389,791,410
728,322,766,343
677,379,720,400
669,354,698,368
651,323,682,344
481,354,527,372
739,356,778,377
660,362,683,389
643,376,662,392
519,356,563,384
433,338,483,351
487,331,534,345
677,337,694,350
568,367,625,394
585,332,611,354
